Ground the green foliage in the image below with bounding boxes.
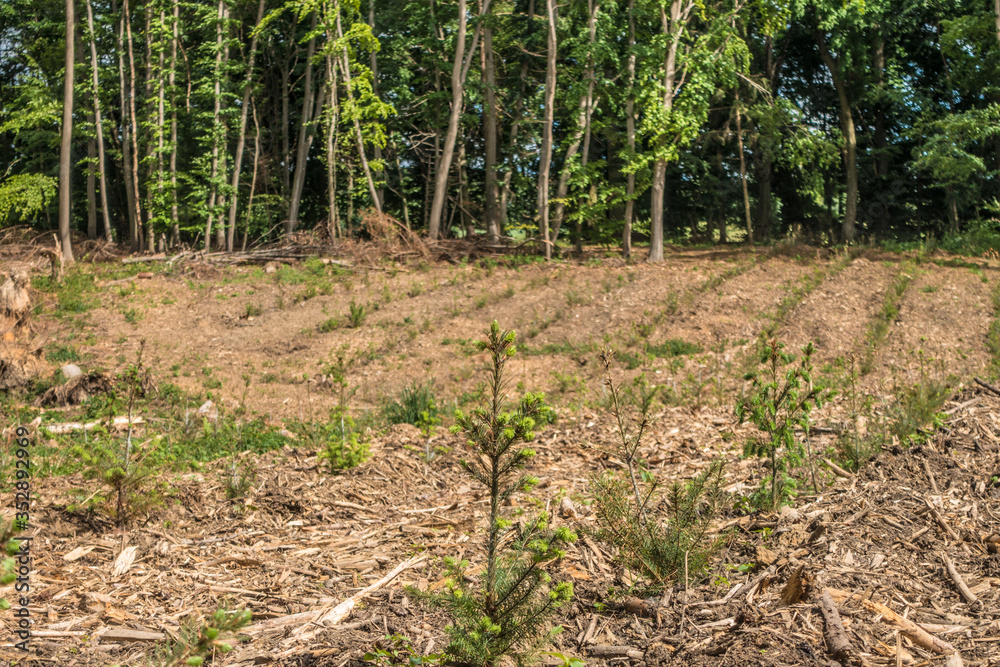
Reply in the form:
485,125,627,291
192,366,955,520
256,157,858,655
861,265,913,374
69,345,160,526
33,272,98,316
442,322,575,667
590,351,727,590
222,457,257,501
384,382,440,434
146,608,252,667
363,634,444,667
646,339,702,358
736,340,827,511
45,344,80,364
348,299,367,327
0,173,57,223
0,517,23,610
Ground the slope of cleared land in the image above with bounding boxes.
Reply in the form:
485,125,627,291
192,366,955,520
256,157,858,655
2,246,1000,667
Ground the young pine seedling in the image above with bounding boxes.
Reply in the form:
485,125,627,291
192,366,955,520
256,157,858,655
442,321,575,667
591,350,727,591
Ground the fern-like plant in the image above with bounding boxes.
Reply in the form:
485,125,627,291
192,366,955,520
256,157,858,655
442,321,575,667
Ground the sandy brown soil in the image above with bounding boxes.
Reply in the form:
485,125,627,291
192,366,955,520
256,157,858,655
3,245,1000,667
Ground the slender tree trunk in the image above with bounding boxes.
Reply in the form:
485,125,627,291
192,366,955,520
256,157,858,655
994,0,1000,47
226,0,266,251
500,0,532,233
335,5,381,214
428,0,492,238
325,51,339,238
124,0,145,250
458,140,474,236
287,13,318,233
817,33,857,243
85,0,113,242
281,37,293,199
87,139,96,240
169,0,179,245
428,0,468,239
204,0,225,248
538,0,557,260
482,5,499,241
59,0,76,263
245,100,260,250
154,7,166,250
114,0,138,249
623,0,636,259
552,0,599,244
649,1,684,263
368,0,385,208
392,138,411,228
735,89,752,246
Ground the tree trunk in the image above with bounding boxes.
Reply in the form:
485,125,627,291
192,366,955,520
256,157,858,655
226,0,266,251
115,0,138,249
204,0,225,249
428,0,468,239
169,0,179,245
500,0,533,233
287,13,318,234
482,10,499,242
87,139,96,240
369,0,385,209
817,33,858,243
649,2,684,263
325,50,340,238
85,0,113,242
623,0,635,259
428,0,492,238
59,0,76,263
552,0,599,245
735,89,753,246
124,0,145,250
245,100,260,250
335,5,381,214
537,0,557,260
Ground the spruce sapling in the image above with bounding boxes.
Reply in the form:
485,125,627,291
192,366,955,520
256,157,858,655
443,321,575,667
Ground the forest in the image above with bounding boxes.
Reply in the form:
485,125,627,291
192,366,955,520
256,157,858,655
4,0,1000,260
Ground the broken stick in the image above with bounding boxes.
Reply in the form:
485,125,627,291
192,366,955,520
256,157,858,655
824,587,958,656
817,590,852,663
940,552,978,605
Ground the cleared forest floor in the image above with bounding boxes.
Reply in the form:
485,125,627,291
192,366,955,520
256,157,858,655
2,245,1000,667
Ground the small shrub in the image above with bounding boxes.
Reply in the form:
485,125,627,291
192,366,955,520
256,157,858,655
590,350,727,590
317,317,342,333
646,338,701,358
223,458,257,500
348,299,367,327
70,343,161,526
147,608,251,667
363,634,443,667
441,322,575,666
46,344,80,364
384,382,441,434
0,518,24,610
736,339,827,510
244,303,263,318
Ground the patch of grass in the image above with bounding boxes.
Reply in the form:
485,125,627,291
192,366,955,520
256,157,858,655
45,344,80,364
384,382,440,434
33,272,98,316
244,303,263,318
860,263,914,374
317,317,342,333
646,338,702,358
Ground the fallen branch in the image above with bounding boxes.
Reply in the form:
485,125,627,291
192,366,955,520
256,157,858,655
41,416,144,434
825,587,958,656
817,590,852,663
244,555,426,636
940,552,978,604
586,645,644,660
823,458,855,480
974,377,1000,398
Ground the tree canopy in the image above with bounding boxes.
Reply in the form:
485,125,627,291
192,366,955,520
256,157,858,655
3,0,1000,259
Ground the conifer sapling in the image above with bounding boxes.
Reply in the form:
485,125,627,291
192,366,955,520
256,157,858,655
443,321,575,666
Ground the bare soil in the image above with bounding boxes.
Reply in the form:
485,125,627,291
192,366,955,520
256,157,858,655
2,246,1000,667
